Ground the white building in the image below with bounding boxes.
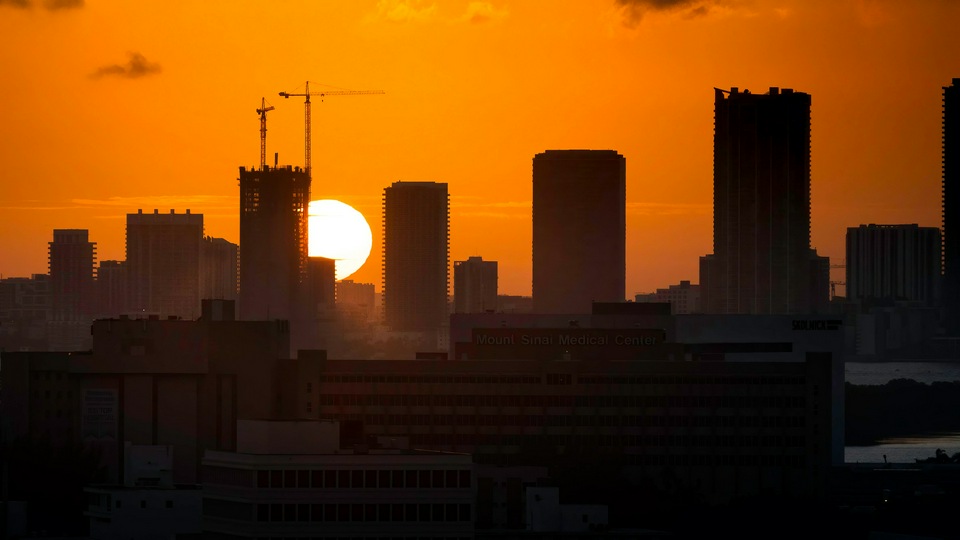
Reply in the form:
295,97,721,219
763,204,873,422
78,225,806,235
201,419,475,539
84,443,203,540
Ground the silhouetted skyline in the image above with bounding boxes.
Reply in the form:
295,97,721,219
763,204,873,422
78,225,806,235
1,1,956,297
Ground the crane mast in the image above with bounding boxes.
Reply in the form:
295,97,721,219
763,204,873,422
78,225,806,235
279,81,385,178
256,97,275,171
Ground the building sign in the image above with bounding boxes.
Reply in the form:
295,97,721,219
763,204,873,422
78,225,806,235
82,389,118,440
791,319,842,331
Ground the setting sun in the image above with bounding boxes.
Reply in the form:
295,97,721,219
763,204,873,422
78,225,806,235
308,199,373,281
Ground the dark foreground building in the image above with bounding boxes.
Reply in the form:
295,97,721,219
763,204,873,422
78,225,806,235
943,78,960,335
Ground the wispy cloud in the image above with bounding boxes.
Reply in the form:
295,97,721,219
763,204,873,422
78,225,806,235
374,0,437,23
0,195,235,212
0,0,83,10
461,1,508,24
90,52,162,80
613,0,741,27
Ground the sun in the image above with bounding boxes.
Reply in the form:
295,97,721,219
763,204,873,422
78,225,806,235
308,199,373,281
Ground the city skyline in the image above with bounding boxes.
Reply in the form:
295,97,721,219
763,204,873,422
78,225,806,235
1,1,957,297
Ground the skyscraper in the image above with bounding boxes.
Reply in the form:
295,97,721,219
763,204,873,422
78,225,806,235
382,181,449,333
126,209,203,319
48,229,96,350
238,165,310,321
532,150,625,314
700,87,829,314
201,236,239,302
942,78,960,335
453,256,498,313
846,224,941,307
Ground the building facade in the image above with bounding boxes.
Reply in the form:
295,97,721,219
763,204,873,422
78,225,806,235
381,181,450,334
48,229,96,350
453,257,498,314
943,78,960,335
846,224,941,308
126,209,203,320
634,280,701,314
201,236,239,303
700,87,829,315
532,150,626,314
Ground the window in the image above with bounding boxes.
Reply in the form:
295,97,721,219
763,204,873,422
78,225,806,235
351,470,364,488
365,469,377,488
311,470,323,488
338,470,350,488
257,470,269,488
297,470,309,488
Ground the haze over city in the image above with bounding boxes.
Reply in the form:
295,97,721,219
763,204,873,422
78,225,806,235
1,0,957,296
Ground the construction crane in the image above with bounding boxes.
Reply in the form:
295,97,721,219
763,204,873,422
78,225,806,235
829,261,846,299
278,81,385,177
256,97,275,171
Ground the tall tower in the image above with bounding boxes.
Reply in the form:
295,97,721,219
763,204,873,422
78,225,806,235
942,78,960,335
238,165,310,321
126,209,203,319
453,256,498,313
382,181,449,333
48,229,96,350
532,149,626,314
700,87,829,314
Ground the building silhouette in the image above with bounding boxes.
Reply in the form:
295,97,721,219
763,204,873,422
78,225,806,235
635,280,701,314
943,78,960,335
700,87,829,314
48,229,96,350
201,236,239,302
453,256,498,313
238,165,310,322
0,273,50,351
335,279,377,324
532,150,626,314
95,260,127,319
126,209,203,319
846,224,941,308
381,181,449,334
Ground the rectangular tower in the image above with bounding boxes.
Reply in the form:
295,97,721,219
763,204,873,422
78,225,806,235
532,149,626,314
238,165,310,321
846,224,941,308
700,87,829,314
942,78,960,334
382,181,449,333
48,229,96,350
126,209,203,319
453,256,498,313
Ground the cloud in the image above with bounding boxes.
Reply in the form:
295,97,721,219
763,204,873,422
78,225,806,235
462,1,508,24
375,0,436,22
613,0,736,27
0,0,82,9
90,52,162,80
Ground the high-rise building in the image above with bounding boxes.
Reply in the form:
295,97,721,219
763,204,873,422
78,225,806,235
532,150,626,314
453,256,498,313
634,280,701,314
95,260,127,318
126,209,203,319
336,279,377,323
382,181,449,333
846,224,941,307
942,78,960,335
48,229,96,350
700,87,829,314
238,165,310,322
201,236,239,302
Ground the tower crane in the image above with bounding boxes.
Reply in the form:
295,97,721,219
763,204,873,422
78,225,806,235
256,97,275,171
278,81,385,177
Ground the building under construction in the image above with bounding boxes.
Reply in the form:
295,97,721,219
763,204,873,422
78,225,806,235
238,164,310,323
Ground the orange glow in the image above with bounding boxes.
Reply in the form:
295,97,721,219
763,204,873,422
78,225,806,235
1,1,957,296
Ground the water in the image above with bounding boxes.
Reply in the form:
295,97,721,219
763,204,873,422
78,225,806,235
845,361,960,463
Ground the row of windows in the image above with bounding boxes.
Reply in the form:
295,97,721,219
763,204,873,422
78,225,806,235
204,467,473,490
319,394,808,408
402,433,808,449
204,500,472,524
320,374,807,386
622,453,808,467
355,414,807,429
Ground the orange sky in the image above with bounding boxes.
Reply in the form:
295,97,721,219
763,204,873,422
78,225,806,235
1,0,957,297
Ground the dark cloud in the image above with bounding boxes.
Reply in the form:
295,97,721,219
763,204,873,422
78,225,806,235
0,0,83,9
90,52,162,80
614,0,728,26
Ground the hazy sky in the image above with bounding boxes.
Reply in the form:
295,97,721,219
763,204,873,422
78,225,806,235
1,0,957,296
